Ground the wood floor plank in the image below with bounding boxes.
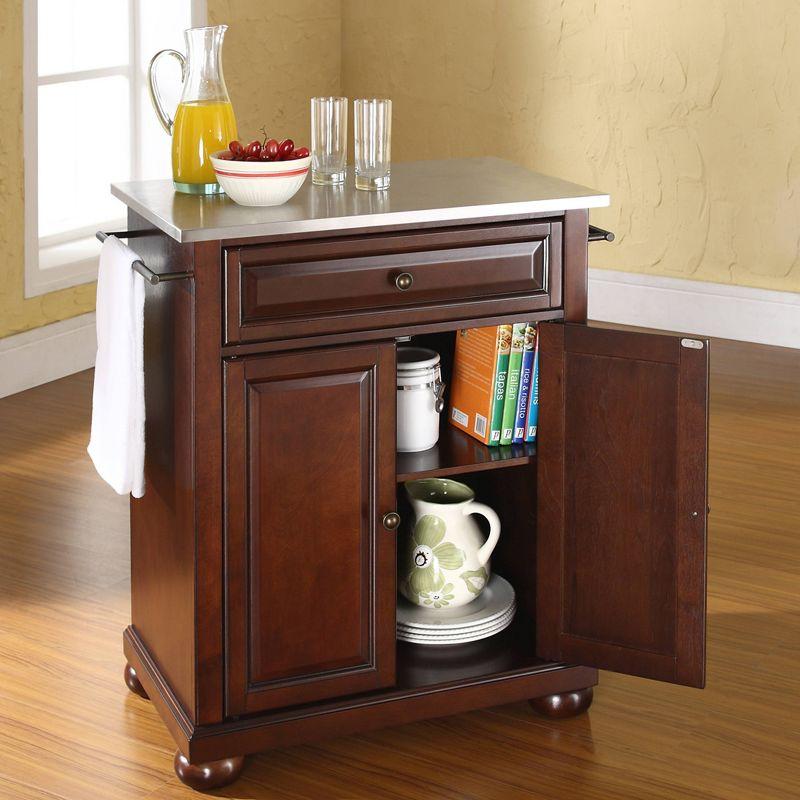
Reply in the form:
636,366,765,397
0,774,71,800
0,339,798,799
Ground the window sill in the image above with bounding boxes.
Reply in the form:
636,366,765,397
25,234,103,298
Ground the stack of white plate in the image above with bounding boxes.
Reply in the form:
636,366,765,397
397,574,516,645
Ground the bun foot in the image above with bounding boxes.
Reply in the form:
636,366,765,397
174,751,245,791
124,663,149,700
529,687,593,718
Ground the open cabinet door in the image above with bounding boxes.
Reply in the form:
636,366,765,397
536,323,708,687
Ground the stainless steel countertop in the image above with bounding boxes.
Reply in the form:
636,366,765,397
111,157,609,243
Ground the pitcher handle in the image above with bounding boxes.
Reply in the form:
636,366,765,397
147,49,186,135
463,502,501,566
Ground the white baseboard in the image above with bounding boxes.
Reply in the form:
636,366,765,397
0,313,96,399
589,269,800,349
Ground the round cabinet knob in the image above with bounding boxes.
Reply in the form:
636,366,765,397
382,511,401,531
395,272,413,291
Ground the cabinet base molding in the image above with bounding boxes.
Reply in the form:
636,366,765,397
529,687,594,718
123,663,149,700
173,752,245,791
124,627,597,765
123,627,194,755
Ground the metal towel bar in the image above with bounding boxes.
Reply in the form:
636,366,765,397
95,230,193,285
588,225,615,243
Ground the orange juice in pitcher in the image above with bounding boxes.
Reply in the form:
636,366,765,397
148,26,237,194
172,100,237,189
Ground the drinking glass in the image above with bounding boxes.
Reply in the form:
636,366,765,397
311,97,348,185
353,98,392,191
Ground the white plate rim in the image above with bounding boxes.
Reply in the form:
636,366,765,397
398,612,515,640
397,574,515,629
397,611,515,644
397,606,516,634
397,603,516,633
397,603,516,634
397,610,515,641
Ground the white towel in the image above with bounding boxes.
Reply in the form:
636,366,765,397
87,236,146,498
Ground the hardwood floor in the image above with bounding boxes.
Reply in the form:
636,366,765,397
0,338,798,799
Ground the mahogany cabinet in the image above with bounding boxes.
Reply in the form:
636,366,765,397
113,160,708,791
224,344,396,713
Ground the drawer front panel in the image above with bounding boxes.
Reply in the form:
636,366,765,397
226,221,561,344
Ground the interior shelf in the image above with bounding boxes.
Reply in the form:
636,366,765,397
395,615,548,691
396,423,536,482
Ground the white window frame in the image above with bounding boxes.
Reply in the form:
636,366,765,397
22,0,206,298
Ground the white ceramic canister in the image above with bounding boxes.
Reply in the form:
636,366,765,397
396,347,445,453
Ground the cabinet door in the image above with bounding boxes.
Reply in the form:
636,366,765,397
537,323,708,687
225,343,396,714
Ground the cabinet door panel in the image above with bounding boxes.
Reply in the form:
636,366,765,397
225,343,396,714
537,323,708,687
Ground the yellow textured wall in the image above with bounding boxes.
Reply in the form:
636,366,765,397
208,0,341,146
0,0,340,340
341,0,800,292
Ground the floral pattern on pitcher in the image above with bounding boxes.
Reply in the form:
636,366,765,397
459,567,488,596
420,583,456,608
400,515,465,602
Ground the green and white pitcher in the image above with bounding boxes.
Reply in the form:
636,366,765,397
399,478,501,609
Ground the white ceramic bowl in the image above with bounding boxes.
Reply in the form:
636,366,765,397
210,152,310,206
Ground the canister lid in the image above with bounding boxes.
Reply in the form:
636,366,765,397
397,347,440,372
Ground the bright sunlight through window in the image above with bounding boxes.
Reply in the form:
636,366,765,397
24,0,199,297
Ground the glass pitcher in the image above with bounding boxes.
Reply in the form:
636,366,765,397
148,25,238,195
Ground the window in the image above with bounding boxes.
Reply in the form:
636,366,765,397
23,0,203,297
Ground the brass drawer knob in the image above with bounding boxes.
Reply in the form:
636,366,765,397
382,511,401,531
395,272,413,291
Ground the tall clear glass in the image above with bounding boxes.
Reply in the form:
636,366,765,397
311,97,348,185
148,26,237,195
353,98,392,191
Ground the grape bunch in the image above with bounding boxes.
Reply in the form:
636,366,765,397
219,127,309,162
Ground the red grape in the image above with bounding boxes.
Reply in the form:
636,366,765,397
234,131,308,161
278,139,294,160
263,138,279,160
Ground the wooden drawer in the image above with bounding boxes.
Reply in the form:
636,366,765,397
225,221,562,344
